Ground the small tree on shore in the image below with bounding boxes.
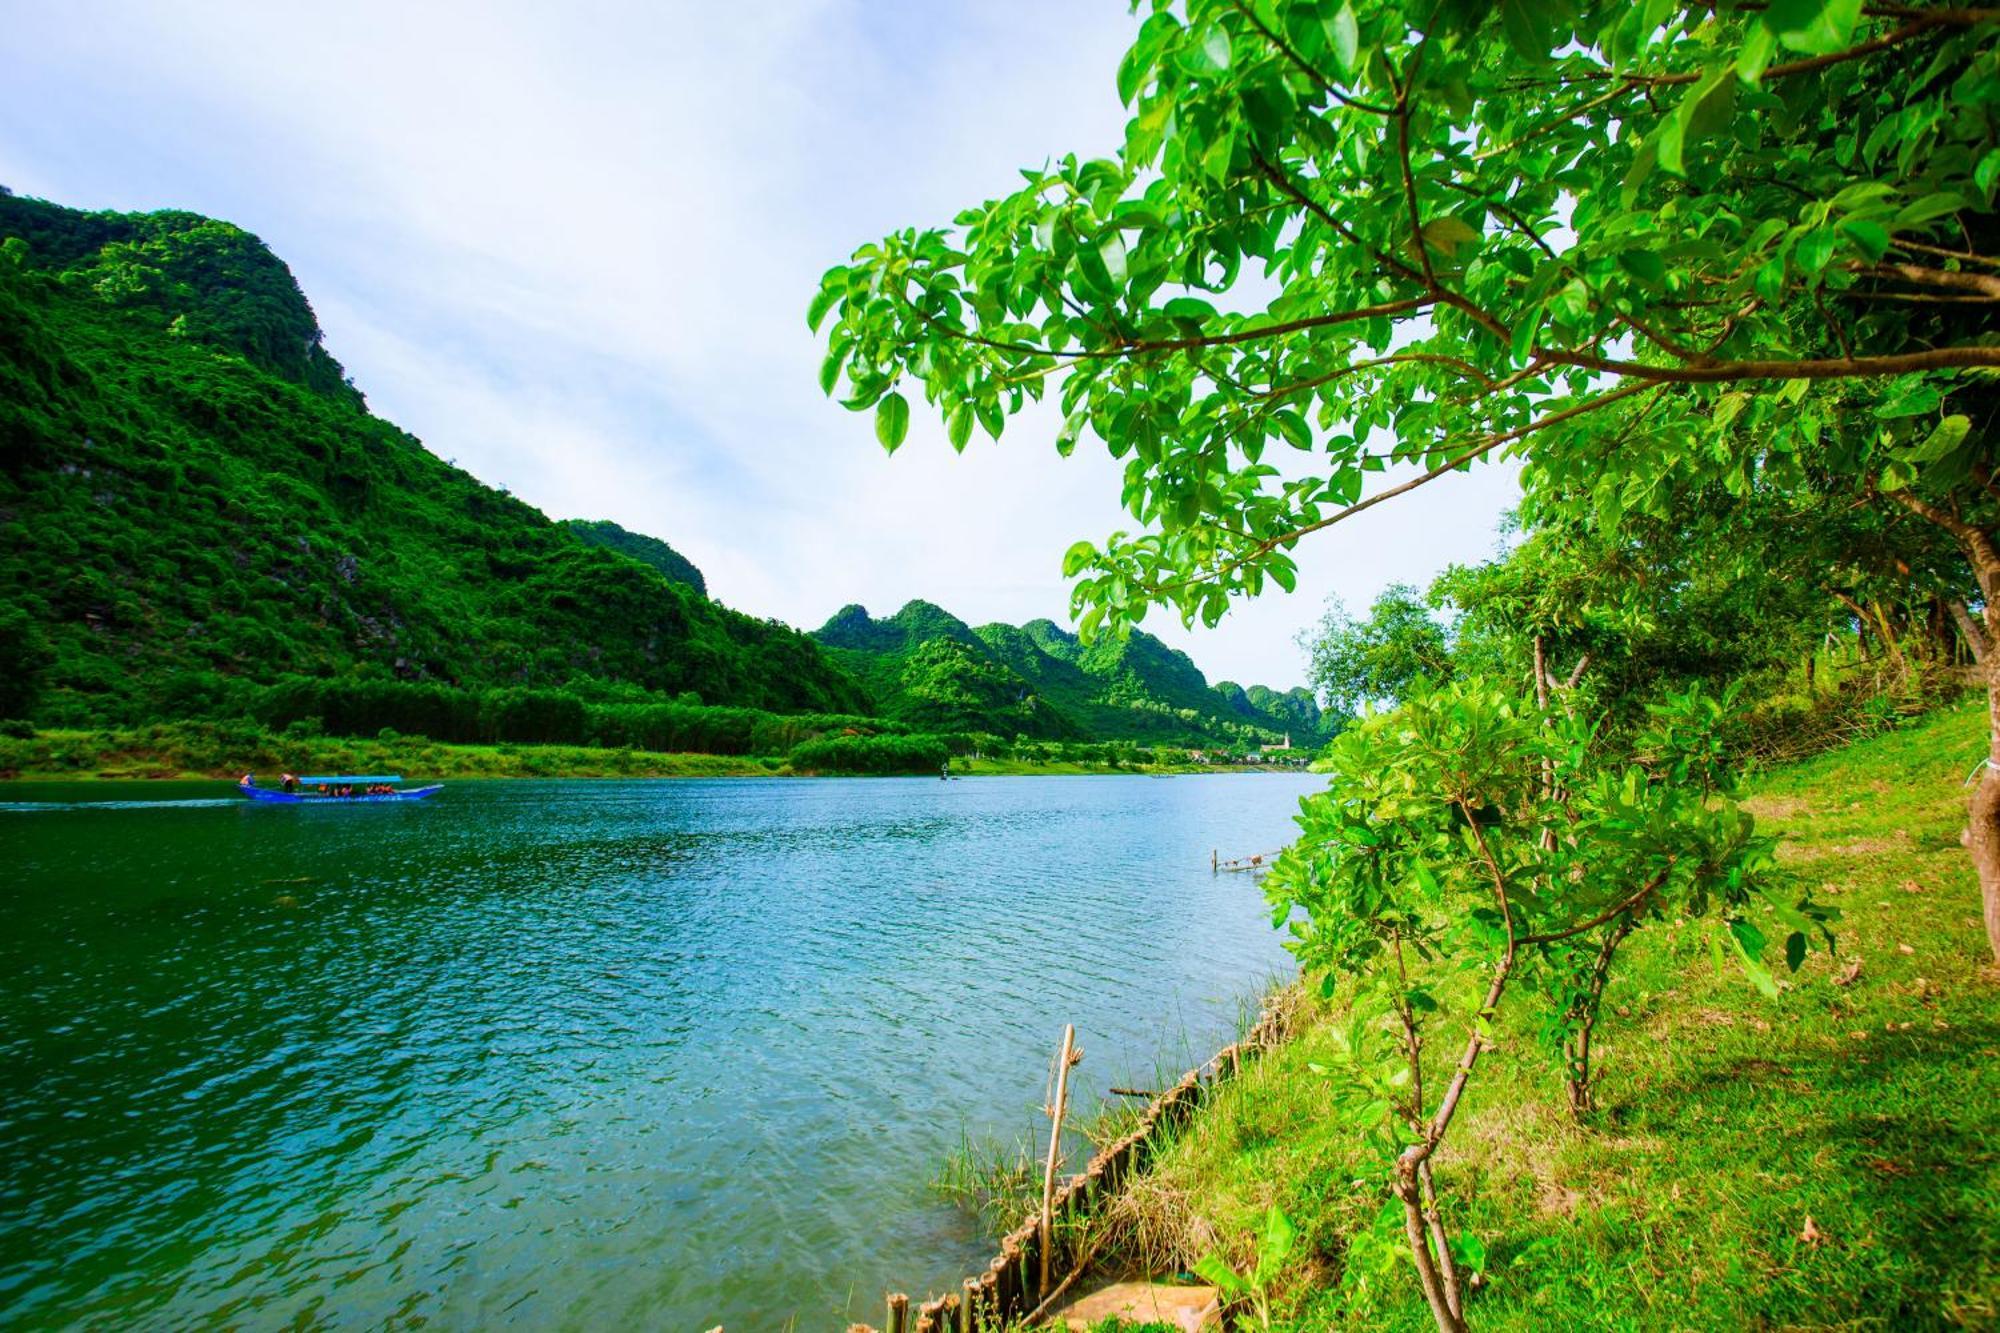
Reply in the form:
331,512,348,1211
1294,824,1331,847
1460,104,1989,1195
1266,678,1826,1330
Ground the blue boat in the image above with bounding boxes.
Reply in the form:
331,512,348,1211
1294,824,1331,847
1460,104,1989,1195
234,774,443,803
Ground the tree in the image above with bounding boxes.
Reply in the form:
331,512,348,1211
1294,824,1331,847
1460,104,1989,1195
1268,677,1820,1331
0,607,53,721
815,0,2000,957
1300,582,1453,717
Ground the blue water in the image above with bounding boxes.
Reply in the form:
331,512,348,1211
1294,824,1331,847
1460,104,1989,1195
0,773,1313,1328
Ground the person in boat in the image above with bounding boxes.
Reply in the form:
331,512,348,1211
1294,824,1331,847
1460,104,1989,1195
238,773,254,790
280,773,299,794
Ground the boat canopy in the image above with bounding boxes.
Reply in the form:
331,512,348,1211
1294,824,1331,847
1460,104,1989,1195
299,775,404,784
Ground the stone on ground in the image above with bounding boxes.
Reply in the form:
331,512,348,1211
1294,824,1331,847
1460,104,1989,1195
1056,1279,1220,1331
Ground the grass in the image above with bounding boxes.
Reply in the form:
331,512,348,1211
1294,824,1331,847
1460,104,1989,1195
1063,699,1999,1330
0,726,780,780
0,725,1302,783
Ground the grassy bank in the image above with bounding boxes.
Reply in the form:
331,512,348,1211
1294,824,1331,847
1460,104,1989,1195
1049,700,1999,1329
0,725,1294,783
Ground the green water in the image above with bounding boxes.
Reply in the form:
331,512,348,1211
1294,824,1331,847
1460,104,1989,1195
0,774,1314,1328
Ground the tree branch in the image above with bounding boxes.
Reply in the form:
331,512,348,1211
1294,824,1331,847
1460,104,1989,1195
1543,345,2000,381
1518,865,1672,947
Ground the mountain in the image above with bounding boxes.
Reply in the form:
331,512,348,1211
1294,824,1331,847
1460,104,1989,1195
813,601,1332,746
0,191,865,725
562,519,705,596
814,601,1079,737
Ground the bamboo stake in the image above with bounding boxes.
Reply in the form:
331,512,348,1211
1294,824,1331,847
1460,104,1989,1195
1039,1024,1080,1296
959,1279,977,1333
886,1292,908,1333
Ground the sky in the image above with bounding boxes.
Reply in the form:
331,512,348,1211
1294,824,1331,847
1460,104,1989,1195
0,1,1522,690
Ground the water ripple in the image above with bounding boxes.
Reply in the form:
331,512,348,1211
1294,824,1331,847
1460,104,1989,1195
0,773,1314,1328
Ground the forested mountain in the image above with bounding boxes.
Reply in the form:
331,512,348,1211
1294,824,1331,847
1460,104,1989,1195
0,191,865,725
814,601,1332,745
561,519,706,596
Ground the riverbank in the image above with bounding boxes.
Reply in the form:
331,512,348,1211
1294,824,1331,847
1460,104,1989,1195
0,725,1300,783
1013,698,1997,1328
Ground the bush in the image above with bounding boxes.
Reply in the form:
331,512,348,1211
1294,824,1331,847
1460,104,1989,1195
786,733,950,775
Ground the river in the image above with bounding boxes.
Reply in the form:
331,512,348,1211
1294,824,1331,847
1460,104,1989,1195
0,773,1315,1329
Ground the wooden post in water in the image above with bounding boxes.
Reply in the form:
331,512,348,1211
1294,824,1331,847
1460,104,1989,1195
886,1292,908,1333
1039,1023,1079,1297
959,1279,977,1333
1211,847,1218,872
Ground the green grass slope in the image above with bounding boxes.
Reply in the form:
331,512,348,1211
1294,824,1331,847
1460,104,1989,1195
1095,700,1998,1329
0,191,864,724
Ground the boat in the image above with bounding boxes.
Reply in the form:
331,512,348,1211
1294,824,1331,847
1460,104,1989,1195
234,774,444,803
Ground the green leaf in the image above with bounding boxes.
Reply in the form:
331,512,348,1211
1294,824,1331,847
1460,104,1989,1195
1794,228,1837,274
1618,248,1667,285
1496,0,1557,61
1909,414,1970,463
1661,64,1735,176
946,405,973,453
1193,1253,1248,1298
1181,23,1233,78
1875,382,1943,418
1736,23,1778,82
1728,919,1779,998
1838,219,1889,262
1325,3,1360,76
1785,930,1808,972
805,285,839,333
1762,0,1862,56
1165,296,1218,322
875,391,910,453
1511,303,1542,364
1421,216,1482,258
1895,193,1967,227
1260,1205,1297,1274
1098,230,1130,286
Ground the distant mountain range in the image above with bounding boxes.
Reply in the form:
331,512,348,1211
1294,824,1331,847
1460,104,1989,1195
0,188,1324,747
813,601,1330,746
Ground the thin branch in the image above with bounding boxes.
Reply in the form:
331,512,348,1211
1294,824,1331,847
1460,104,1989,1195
911,294,1432,361
1254,352,1498,402
1543,344,2000,381
1857,261,2000,299
1890,238,2000,269
1518,865,1672,947
1619,311,1709,363
1227,0,1398,116
1438,179,1560,262
1148,380,1658,597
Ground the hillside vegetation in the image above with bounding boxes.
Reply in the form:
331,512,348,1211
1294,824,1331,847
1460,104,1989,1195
1081,701,1997,1329
0,190,1331,766
815,601,1331,747
0,192,864,729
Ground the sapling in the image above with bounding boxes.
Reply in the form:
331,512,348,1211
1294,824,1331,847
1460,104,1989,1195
1266,678,1831,1332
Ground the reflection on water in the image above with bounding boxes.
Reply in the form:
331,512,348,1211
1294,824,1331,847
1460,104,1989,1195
0,773,1314,1328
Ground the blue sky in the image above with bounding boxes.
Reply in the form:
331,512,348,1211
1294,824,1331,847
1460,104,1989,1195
0,1,1521,689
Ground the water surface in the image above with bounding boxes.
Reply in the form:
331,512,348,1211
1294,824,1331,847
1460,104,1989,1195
0,773,1312,1328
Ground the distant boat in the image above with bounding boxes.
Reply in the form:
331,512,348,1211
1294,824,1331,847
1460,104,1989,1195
235,774,443,803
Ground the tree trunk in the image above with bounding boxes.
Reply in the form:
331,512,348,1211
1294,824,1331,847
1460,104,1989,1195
1949,597,1989,666
1831,588,1875,662
1563,917,1637,1121
1868,599,1910,681
1970,592,2000,963
1883,490,2000,962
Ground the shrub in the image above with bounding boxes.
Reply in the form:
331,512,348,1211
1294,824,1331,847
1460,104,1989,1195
786,733,950,775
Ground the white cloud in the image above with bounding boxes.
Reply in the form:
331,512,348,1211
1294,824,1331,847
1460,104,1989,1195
0,0,1519,688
